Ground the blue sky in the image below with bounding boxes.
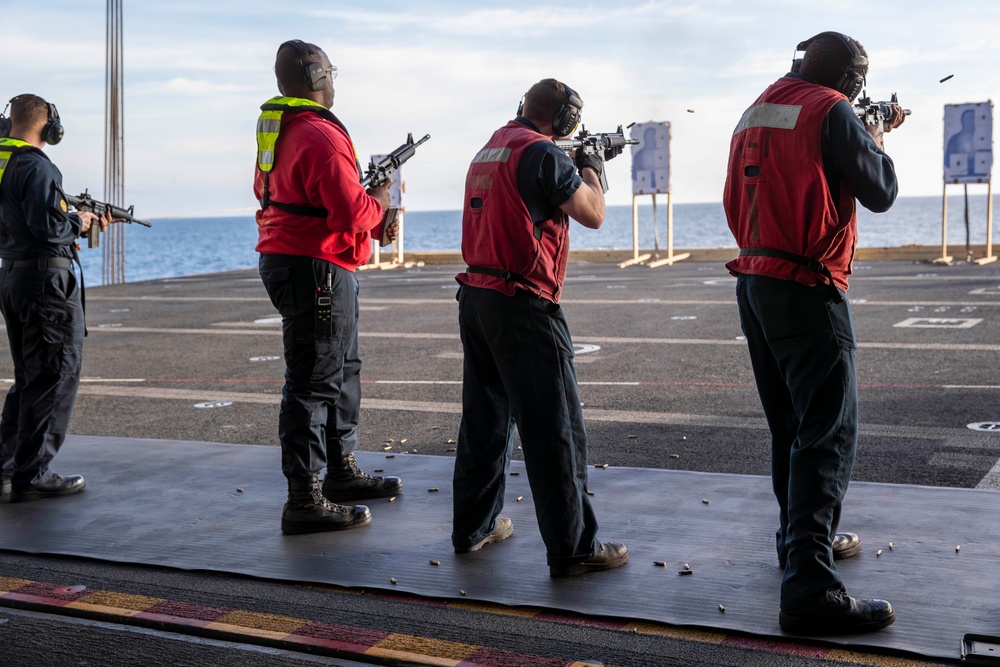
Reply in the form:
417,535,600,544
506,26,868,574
4,1,998,218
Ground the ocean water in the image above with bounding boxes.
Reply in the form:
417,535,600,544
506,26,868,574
78,194,999,284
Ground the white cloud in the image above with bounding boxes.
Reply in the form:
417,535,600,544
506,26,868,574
4,0,999,216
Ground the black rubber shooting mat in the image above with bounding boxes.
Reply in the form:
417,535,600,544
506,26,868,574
1,435,997,661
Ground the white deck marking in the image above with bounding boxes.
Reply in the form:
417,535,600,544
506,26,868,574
893,317,983,329
6,326,990,352
65,385,1000,448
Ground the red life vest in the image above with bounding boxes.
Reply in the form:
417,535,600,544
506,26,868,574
723,77,857,291
456,121,569,303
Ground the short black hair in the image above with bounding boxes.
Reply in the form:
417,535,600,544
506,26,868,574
799,33,868,90
9,94,49,130
274,41,322,94
521,79,578,125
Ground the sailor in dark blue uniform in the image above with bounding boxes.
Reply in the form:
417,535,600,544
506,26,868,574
0,94,112,503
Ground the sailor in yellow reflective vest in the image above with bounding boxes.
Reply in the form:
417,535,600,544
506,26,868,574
0,94,115,503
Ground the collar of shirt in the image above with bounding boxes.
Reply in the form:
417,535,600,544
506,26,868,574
514,116,541,133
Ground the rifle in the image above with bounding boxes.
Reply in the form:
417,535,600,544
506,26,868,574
360,132,430,246
854,92,911,131
555,125,639,193
360,132,431,188
67,189,152,249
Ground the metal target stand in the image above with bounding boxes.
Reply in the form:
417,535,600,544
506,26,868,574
934,101,995,266
618,121,689,269
935,179,995,265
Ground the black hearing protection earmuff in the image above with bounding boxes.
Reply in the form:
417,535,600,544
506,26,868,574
516,80,583,137
281,39,330,92
790,31,868,101
42,102,64,145
0,97,63,144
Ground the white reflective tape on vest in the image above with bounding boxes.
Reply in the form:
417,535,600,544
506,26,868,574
0,151,11,185
472,147,512,164
257,118,281,134
734,103,802,134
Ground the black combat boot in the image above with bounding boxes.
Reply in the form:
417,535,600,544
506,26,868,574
9,473,85,502
322,453,403,502
281,474,372,534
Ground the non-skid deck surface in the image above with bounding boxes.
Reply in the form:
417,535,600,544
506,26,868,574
1,435,996,661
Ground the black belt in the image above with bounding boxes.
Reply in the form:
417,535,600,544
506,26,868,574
738,247,842,303
466,265,540,291
2,257,73,269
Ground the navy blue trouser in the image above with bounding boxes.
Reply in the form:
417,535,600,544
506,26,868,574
735,274,858,609
452,285,599,567
0,264,84,490
259,254,361,480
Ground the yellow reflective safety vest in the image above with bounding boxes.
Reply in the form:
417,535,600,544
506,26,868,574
256,96,358,217
256,96,328,174
0,137,38,190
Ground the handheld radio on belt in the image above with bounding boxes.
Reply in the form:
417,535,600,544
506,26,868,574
315,269,334,335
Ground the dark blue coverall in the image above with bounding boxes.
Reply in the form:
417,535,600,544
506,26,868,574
0,147,85,493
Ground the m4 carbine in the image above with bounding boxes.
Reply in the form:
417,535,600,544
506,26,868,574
854,92,911,131
360,132,431,188
360,133,430,246
555,125,638,193
67,189,151,248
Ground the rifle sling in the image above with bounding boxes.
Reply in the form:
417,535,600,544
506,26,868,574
466,265,541,291
266,200,328,218
259,173,327,218
738,247,842,303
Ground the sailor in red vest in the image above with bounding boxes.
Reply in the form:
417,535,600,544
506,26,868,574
724,33,905,634
451,79,628,577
